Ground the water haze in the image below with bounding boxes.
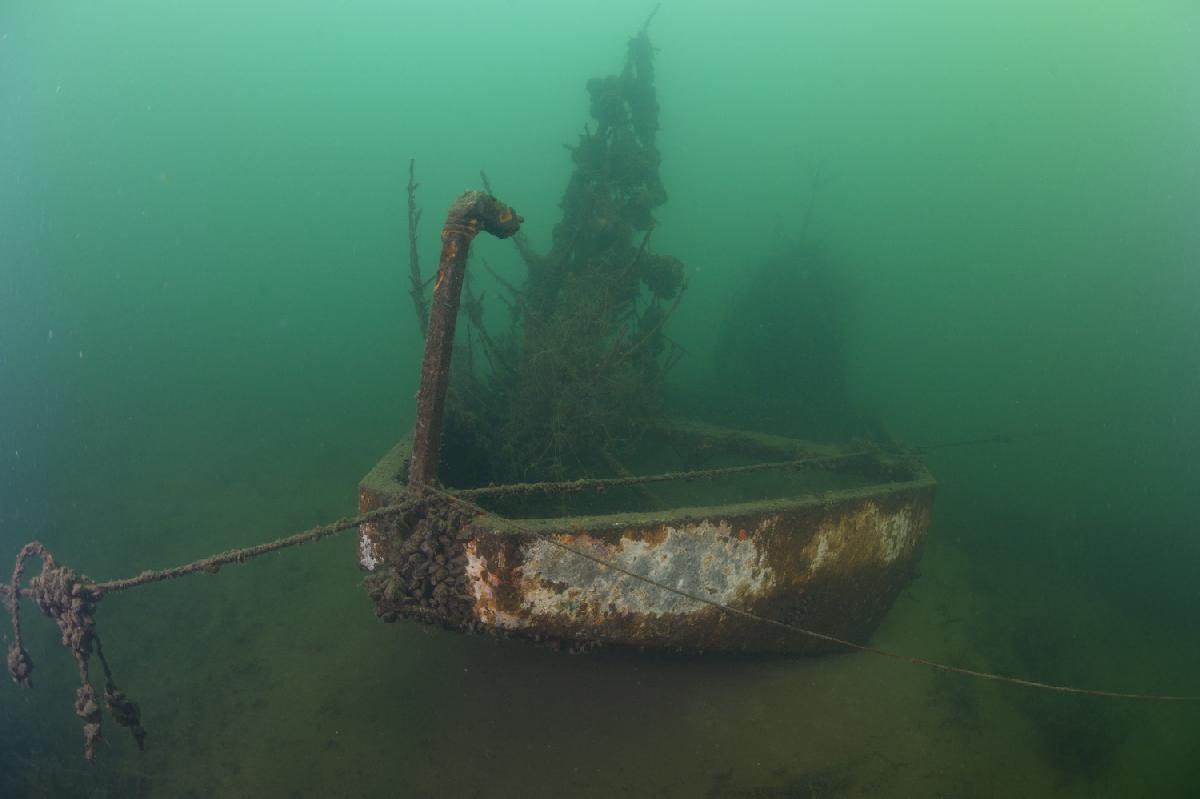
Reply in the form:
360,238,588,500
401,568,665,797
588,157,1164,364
2,1,1198,796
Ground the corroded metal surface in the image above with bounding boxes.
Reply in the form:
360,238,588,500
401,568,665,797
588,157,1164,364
458,485,932,653
358,427,935,654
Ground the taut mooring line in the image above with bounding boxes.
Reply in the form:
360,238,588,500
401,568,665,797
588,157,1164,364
453,450,874,499
420,482,1200,703
4,480,1196,762
3,483,1196,760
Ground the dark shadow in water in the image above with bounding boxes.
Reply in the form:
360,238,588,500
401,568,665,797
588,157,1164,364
708,241,858,443
926,652,985,735
959,613,1128,784
1006,617,1130,781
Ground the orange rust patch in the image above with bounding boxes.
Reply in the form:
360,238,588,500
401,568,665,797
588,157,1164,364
358,487,378,511
638,525,670,546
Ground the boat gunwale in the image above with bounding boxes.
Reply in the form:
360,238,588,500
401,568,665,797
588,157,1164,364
469,474,936,537
360,422,936,539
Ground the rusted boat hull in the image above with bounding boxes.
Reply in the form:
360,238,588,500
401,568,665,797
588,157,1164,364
359,425,935,654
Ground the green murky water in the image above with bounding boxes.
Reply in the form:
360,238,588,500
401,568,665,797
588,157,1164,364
3,1,1198,796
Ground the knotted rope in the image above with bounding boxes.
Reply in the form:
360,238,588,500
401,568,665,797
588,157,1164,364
4,542,141,760
2,499,422,759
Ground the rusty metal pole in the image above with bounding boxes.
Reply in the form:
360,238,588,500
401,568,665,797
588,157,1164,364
408,191,523,487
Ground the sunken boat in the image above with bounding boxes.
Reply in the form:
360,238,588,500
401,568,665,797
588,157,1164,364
358,420,934,654
357,25,935,654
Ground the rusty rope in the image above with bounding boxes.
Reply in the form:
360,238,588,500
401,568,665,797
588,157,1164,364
420,483,1200,703
2,499,422,759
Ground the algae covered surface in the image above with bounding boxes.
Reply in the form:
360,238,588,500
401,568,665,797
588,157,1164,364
2,1,1199,796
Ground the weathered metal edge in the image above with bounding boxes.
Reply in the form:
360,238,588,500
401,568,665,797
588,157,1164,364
648,418,845,460
468,474,936,537
360,437,411,498
357,427,935,539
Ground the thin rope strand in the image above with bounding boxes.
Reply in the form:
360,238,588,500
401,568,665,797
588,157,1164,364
422,483,1199,702
454,450,874,499
2,502,419,602
6,488,1195,703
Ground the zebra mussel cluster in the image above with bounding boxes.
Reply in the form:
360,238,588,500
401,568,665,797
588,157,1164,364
366,510,479,631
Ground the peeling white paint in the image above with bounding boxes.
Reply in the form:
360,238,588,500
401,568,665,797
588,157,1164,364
465,501,925,637
358,524,382,571
878,508,916,563
809,530,838,570
805,502,917,572
497,521,772,625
